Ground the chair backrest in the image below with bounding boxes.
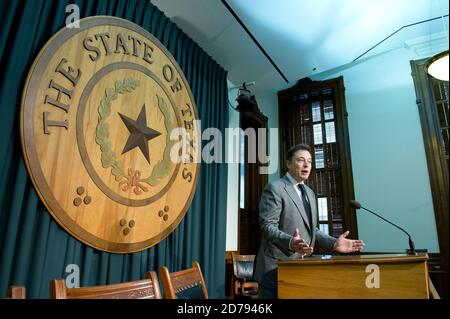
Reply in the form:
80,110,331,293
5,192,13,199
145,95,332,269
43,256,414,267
160,261,208,299
231,252,258,298
7,286,26,299
50,271,161,299
231,252,256,280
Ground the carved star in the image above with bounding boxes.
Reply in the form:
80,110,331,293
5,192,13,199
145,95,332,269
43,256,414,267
118,105,161,164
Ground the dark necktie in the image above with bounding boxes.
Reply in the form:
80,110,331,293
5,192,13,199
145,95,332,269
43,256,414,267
298,184,313,228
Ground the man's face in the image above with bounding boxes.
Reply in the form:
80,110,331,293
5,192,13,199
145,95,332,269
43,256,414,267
287,149,312,182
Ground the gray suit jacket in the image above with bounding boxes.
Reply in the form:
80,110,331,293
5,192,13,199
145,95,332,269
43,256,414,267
254,174,337,290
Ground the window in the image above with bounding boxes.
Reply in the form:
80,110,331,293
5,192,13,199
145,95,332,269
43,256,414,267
432,79,449,161
411,59,448,297
278,77,358,238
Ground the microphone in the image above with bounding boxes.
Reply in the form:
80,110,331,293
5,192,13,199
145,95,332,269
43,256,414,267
350,200,416,255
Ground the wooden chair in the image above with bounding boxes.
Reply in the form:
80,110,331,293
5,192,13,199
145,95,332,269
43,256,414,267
231,252,258,299
50,271,161,299
160,261,208,299
7,286,26,299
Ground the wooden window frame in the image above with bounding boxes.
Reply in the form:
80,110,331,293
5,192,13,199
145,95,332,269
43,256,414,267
278,76,358,238
411,59,449,298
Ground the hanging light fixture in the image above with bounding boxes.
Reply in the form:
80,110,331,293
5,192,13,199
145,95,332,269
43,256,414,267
426,50,449,81
426,7,449,82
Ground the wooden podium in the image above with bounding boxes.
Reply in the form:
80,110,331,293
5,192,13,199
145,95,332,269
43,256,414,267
278,254,429,299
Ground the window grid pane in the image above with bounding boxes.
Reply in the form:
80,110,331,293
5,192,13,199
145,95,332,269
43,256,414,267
324,100,334,120
281,82,353,246
312,102,321,122
318,197,328,221
315,146,324,169
325,121,336,143
433,78,449,158
313,124,323,145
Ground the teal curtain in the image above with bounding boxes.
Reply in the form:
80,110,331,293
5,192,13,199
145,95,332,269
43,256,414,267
0,0,228,298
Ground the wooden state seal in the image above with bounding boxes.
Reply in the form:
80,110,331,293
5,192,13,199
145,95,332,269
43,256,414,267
20,16,200,253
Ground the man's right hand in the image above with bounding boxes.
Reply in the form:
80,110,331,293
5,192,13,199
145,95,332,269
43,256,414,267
290,228,314,255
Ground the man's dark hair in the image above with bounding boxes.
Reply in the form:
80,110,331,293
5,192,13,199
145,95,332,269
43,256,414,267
286,143,312,161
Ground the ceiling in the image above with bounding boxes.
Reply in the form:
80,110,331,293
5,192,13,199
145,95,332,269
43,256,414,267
151,0,449,97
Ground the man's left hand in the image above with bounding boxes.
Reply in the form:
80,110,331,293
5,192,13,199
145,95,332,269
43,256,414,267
334,231,365,253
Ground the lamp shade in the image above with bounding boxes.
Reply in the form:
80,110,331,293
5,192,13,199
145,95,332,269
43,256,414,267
426,50,449,81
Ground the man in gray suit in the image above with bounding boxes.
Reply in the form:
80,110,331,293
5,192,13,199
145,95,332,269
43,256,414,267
254,143,365,298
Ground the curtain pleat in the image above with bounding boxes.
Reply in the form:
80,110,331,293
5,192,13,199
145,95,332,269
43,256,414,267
0,0,228,298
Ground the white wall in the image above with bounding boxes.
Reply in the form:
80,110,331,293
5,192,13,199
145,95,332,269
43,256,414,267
312,46,442,253
256,92,280,183
225,80,239,252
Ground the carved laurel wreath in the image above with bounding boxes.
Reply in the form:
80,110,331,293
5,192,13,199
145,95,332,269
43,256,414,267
95,77,174,189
